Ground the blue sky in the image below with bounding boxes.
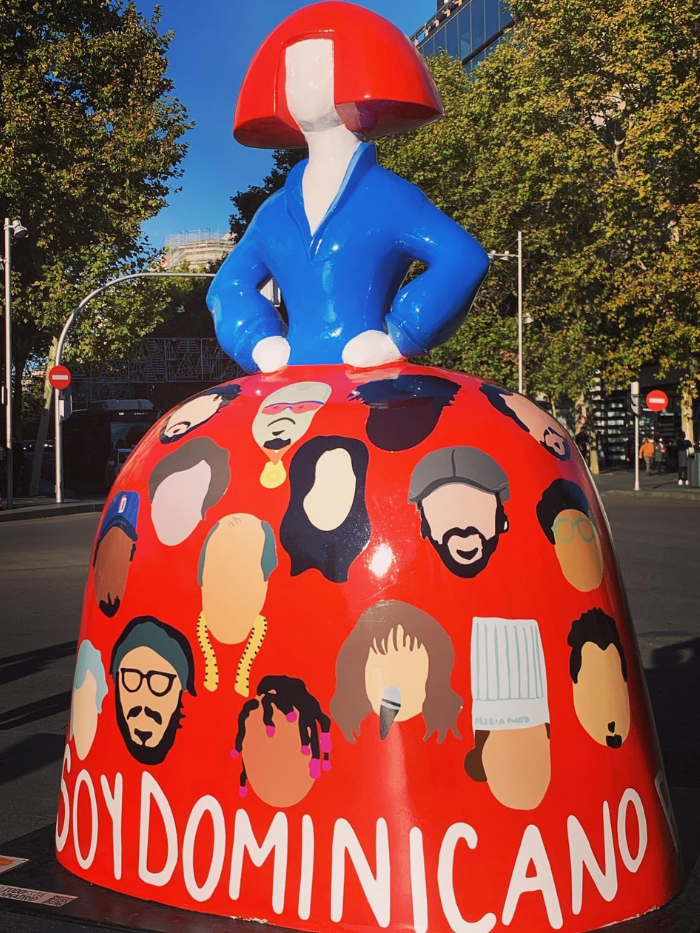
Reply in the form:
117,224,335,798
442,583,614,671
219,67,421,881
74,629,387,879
136,0,434,249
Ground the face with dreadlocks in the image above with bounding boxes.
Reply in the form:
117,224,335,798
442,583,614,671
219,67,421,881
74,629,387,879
232,675,331,808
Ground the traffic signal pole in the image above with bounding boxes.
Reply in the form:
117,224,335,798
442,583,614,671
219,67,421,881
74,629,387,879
631,380,640,492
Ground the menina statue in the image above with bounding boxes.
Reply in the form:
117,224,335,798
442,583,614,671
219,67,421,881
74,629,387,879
57,4,681,933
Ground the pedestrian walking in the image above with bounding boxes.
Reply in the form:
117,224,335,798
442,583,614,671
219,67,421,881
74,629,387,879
677,433,693,486
639,436,655,475
653,437,665,475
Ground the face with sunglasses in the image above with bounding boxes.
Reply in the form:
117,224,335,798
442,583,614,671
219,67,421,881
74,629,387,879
552,507,603,592
252,381,331,488
116,646,183,758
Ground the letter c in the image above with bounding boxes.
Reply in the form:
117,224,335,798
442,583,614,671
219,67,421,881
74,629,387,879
438,823,497,933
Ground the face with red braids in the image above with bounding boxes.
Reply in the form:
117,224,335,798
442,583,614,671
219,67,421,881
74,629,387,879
232,675,332,808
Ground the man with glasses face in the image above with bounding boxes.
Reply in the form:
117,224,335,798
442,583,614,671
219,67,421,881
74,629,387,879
110,616,196,765
252,381,331,488
536,479,604,592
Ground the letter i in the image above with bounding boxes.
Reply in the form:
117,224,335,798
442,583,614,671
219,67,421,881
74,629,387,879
298,814,315,921
409,827,428,933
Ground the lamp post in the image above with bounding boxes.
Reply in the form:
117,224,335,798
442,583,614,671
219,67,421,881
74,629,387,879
53,271,215,504
631,380,641,493
3,218,28,510
488,230,527,394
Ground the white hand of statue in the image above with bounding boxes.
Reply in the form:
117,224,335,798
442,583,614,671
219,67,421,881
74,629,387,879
252,336,291,373
342,330,404,368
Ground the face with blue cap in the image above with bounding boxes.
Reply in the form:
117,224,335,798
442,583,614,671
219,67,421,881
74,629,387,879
93,492,139,617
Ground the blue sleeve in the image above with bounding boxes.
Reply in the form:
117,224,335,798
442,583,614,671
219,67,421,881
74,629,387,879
206,209,286,373
384,184,490,356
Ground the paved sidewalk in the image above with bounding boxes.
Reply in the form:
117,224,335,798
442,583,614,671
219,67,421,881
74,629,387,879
594,469,700,499
0,497,104,523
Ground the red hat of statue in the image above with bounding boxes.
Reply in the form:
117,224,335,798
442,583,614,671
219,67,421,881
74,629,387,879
234,1,444,148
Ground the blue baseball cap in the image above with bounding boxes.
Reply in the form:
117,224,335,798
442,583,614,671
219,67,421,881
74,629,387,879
99,490,140,543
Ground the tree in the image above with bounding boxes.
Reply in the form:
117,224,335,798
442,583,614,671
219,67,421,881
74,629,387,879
378,0,700,407
0,0,191,480
230,148,306,241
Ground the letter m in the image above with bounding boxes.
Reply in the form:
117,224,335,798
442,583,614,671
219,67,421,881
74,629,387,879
229,810,288,915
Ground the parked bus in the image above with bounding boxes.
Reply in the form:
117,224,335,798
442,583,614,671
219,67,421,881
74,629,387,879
63,399,161,489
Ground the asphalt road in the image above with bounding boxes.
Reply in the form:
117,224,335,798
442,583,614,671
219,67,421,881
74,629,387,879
0,498,699,846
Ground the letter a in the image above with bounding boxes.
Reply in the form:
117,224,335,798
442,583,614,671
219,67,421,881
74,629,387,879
502,825,563,929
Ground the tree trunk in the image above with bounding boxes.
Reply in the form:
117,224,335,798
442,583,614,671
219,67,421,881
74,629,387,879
589,440,600,475
680,383,695,446
29,338,57,497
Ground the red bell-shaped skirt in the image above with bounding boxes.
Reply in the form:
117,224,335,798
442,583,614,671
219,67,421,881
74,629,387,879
56,363,681,933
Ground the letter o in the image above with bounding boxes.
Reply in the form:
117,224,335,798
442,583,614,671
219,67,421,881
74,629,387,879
183,795,226,902
617,788,647,873
72,769,98,869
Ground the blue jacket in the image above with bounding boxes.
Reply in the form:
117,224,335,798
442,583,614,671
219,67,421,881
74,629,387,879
207,143,489,372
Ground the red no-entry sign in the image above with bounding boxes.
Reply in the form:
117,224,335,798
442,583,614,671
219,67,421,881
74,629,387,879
48,364,71,390
645,390,668,412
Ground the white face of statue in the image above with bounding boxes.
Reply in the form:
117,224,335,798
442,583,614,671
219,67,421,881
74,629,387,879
285,38,340,132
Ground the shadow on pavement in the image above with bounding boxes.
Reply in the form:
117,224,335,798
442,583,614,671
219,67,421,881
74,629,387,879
0,692,72,732
646,636,700,789
0,734,66,786
0,641,77,688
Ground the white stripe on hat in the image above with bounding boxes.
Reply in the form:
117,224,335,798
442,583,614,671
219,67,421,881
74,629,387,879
471,618,549,731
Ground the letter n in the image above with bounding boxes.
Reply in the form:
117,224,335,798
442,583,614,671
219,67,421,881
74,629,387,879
568,802,617,915
331,818,390,928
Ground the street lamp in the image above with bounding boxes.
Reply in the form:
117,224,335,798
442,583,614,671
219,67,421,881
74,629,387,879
2,218,28,510
487,230,530,394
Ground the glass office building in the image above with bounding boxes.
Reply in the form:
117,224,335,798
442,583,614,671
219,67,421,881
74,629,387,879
411,0,513,73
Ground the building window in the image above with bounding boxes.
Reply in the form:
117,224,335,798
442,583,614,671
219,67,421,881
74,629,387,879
435,22,448,53
446,14,460,58
415,0,514,73
485,0,500,41
471,0,486,49
459,7,473,59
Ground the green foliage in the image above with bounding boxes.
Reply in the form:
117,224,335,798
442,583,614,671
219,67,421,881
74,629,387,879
378,0,700,399
0,0,192,368
230,148,306,241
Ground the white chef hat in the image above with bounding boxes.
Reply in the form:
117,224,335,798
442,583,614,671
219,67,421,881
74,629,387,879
471,618,549,731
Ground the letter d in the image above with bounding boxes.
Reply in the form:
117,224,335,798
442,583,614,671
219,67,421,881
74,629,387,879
139,772,178,887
